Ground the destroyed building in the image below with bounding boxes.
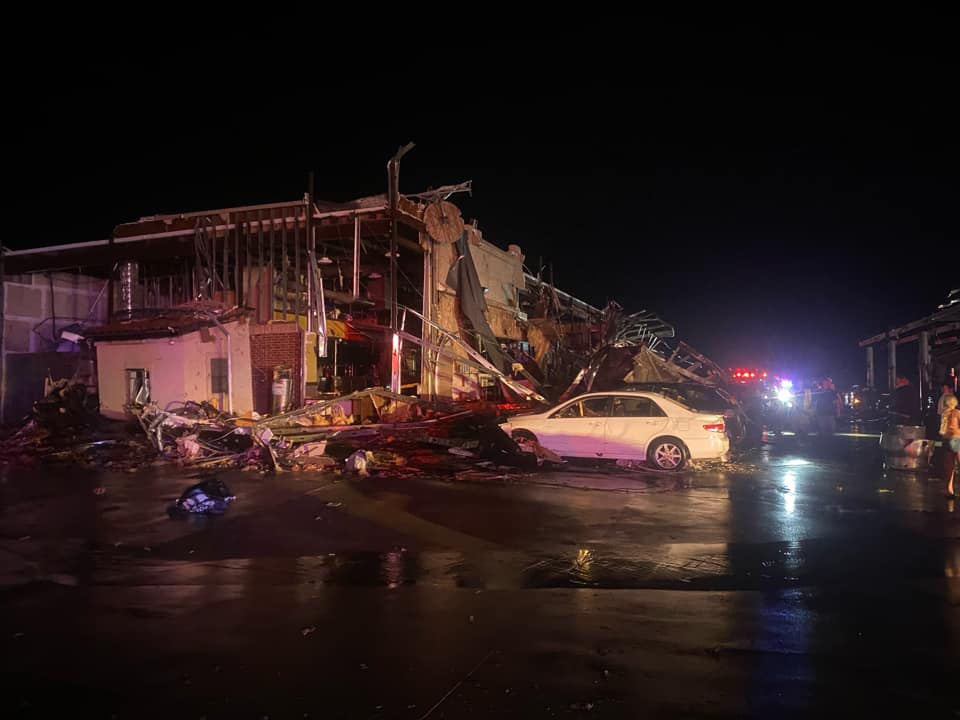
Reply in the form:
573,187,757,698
1,180,608,422
1,147,740,434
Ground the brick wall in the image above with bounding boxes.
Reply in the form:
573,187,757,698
249,323,302,414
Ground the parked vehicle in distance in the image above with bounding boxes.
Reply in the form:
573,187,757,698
841,385,887,423
501,390,729,471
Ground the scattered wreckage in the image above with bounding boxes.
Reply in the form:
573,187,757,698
0,379,155,470
0,293,743,475
129,387,552,477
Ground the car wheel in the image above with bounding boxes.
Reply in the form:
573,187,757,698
647,437,687,471
511,429,538,444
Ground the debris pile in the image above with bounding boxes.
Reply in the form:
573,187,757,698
2,382,550,478
130,388,544,477
135,400,258,469
0,380,154,470
32,379,100,430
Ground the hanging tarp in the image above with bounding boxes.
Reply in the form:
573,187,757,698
445,232,513,374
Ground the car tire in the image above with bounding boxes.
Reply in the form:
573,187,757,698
647,436,687,471
511,429,538,444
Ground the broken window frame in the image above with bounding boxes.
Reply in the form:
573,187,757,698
126,368,150,405
210,357,229,394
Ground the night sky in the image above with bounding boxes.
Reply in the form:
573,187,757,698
8,20,958,387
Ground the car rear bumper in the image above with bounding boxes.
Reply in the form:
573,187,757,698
687,433,730,461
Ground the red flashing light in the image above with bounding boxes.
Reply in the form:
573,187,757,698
496,402,528,413
732,368,769,381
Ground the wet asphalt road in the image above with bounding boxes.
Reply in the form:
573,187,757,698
2,434,960,718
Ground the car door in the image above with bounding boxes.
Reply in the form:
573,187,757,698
605,396,671,460
543,396,612,458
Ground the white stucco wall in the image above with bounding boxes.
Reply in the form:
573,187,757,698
183,319,254,415
95,318,254,419
96,338,187,419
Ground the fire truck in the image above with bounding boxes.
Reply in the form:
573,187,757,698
727,368,795,438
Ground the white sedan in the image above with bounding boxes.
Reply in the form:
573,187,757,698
502,391,729,470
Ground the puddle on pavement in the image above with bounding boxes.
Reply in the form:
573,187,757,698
84,549,482,590
41,530,956,595
522,534,951,590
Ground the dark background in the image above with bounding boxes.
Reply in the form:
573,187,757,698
6,19,957,387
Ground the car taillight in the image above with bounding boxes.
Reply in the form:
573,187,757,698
703,422,725,432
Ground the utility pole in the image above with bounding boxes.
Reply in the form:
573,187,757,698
387,142,414,394
387,142,414,332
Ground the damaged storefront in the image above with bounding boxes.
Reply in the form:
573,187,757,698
1,161,740,474
1,180,601,418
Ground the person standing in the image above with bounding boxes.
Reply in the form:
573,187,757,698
938,382,956,416
890,373,921,426
941,395,960,496
815,384,839,435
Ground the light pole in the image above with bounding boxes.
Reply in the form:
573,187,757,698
387,142,414,393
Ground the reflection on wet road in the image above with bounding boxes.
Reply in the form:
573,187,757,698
78,528,953,594
4,434,960,717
